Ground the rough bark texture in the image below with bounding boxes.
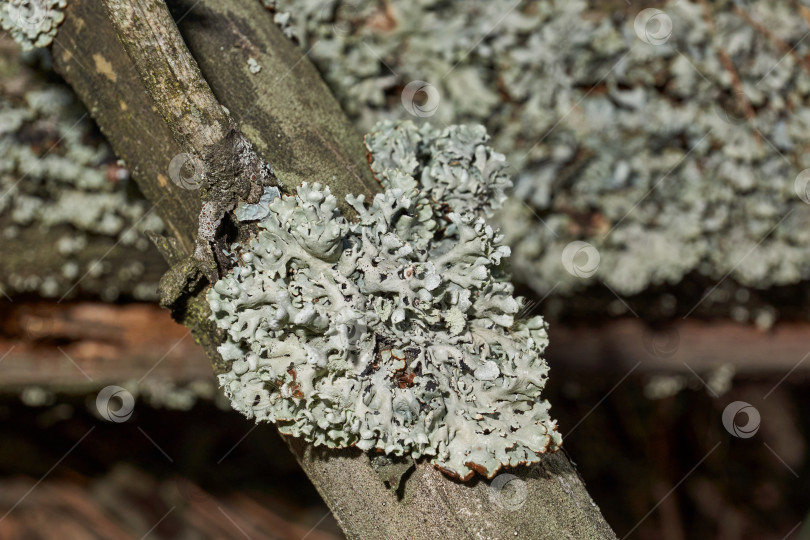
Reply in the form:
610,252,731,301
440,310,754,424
50,1,616,538
103,0,229,155
165,0,380,215
285,438,615,540
50,2,196,254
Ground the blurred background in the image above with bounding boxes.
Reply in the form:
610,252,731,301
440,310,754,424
2,0,810,538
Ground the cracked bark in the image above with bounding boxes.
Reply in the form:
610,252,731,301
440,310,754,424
50,0,616,538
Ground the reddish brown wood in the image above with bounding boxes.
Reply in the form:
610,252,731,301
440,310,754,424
2,303,808,388
548,319,810,374
0,474,340,540
0,302,209,388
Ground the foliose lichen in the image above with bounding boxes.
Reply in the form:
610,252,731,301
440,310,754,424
208,121,560,480
0,51,164,300
262,0,810,310
0,0,67,51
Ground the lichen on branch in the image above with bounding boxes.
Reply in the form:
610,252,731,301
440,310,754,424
264,0,810,308
0,0,67,51
208,121,560,481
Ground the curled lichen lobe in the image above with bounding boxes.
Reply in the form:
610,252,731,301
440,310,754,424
209,121,560,480
0,0,67,51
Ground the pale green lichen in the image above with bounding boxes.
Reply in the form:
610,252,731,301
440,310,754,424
0,65,164,300
247,57,262,74
0,0,67,51
364,122,511,219
208,121,559,480
264,0,810,303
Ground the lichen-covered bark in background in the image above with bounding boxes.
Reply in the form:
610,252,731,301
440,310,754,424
0,37,165,300
264,0,810,322
8,0,809,323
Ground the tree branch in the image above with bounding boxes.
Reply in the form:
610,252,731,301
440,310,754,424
104,0,228,153
51,0,616,537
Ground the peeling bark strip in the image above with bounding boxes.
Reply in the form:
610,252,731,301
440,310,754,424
102,0,277,289
164,0,380,216
52,0,616,537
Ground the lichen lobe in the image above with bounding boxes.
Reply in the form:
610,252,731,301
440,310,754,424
0,0,67,51
208,121,561,481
